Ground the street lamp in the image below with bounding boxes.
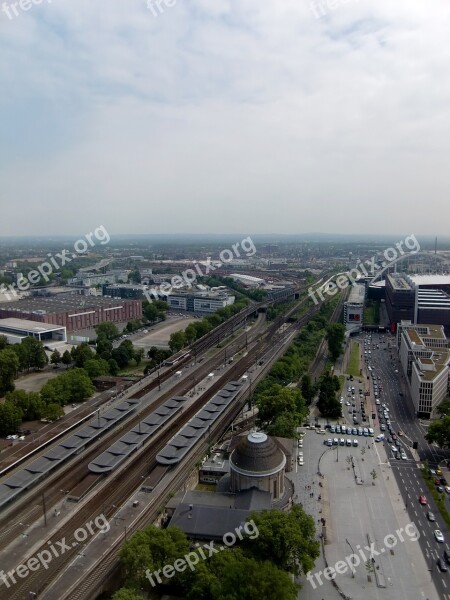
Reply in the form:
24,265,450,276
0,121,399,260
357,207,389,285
345,539,356,578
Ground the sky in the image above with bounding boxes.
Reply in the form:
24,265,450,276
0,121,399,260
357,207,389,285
1,0,450,237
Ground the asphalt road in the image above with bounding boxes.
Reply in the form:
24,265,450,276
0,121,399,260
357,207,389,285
356,330,450,599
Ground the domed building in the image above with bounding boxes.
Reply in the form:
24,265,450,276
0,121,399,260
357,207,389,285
229,431,286,501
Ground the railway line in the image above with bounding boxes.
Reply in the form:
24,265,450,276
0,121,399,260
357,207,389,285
3,302,318,600
0,311,267,548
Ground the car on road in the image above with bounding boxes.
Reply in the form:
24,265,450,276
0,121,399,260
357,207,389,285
419,495,428,505
444,549,450,565
434,530,445,543
437,557,448,572
427,511,436,522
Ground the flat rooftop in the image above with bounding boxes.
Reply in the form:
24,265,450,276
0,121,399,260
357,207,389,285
0,296,138,314
347,285,365,304
0,317,66,333
387,274,413,292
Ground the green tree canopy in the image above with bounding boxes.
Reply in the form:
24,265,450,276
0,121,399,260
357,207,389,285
95,322,119,340
326,323,345,362
241,505,320,576
425,415,450,449
0,348,20,396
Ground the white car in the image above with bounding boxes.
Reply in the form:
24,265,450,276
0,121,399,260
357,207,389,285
445,486,450,494
434,530,445,543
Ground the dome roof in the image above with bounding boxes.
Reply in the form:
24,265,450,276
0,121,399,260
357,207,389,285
230,432,285,475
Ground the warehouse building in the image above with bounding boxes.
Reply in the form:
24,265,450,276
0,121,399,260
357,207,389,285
0,317,67,344
0,296,142,332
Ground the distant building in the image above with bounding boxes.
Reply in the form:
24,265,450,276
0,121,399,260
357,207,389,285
102,284,148,300
0,296,142,332
163,291,235,313
397,322,450,418
343,284,365,333
0,317,66,344
385,274,415,325
229,273,265,287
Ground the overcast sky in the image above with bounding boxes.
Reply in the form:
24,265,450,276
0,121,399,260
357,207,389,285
1,0,449,237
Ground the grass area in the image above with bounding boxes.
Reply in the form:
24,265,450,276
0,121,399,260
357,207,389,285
364,300,380,326
422,470,450,530
347,341,360,377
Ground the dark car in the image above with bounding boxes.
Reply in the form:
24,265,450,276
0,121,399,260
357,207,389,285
440,477,447,485
437,557,448,572
444,549,450,565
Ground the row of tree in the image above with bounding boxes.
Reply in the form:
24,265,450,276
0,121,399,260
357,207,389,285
168,299,250,353
113,505,319,600
251,299,341,434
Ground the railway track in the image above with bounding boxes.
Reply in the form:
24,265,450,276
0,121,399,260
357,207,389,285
0,312,267,549
4,304,317,600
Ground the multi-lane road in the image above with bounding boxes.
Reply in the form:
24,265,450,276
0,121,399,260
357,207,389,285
357,330,450,599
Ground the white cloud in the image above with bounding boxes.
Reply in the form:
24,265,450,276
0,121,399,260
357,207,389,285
1,0,450,235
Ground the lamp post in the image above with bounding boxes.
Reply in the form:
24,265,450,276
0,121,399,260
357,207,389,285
346,539,356,578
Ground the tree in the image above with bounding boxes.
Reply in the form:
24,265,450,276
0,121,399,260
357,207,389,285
50,349,62,368
96,335,113,359
40,369,95,406
134,348,145,366
187,548,298,600
61,350,72,369
71,343,94,368
42,402,64,422
112,347,132,369
128,269,141,284
13,337,48,371
84,358,110,379
95,322,119,340
301,374,315,404
256,385,307,430
120,525,190,590
370,468,377,485
241,505,320,576
317,372,342,418
143,302,159,323
425,416,450,449
0,348,20,396
0,401,22,436
108,358,120,376
169,331,186,353
326,323,345,362
0,335,8,350
6,390,45,420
